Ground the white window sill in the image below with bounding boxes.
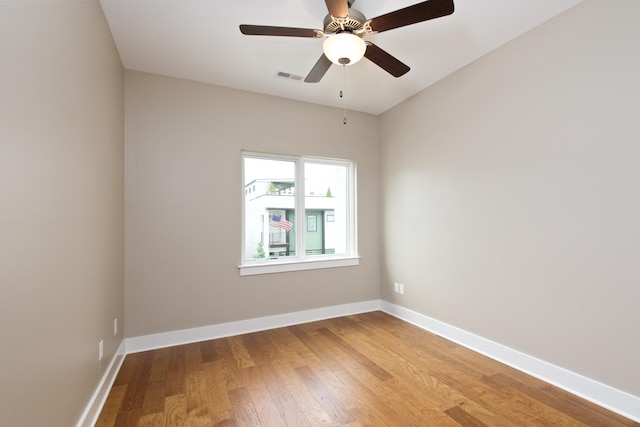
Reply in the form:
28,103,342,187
239,256,360,276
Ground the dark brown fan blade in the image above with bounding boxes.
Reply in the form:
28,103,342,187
364,43,410,77
239,25,321,38
325,0,349,17
304,54,333,83
369,0,454,33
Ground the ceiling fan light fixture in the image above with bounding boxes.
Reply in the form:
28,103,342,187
323,33,366,66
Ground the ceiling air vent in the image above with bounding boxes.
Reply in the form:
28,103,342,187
276,71,303,82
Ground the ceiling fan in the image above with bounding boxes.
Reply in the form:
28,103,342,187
239,0,454,83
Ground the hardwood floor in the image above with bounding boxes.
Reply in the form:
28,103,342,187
96,311,638,426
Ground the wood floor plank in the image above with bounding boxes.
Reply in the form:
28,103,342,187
336,327,471,410
164,394,187,427
119,352,154,413
380,383,463,427
387,375,510,427
307,324,395,398
228,335,256,369
331,367,416,426
449,343,515,377
246,368,288,427
224,359,254,392
140,380,165,416
353,313,490,384
504,385,589,426
289,325,346,373
486,372,637,427
148,347,170,382
317,327,393,382
184,342,204,373
257,362,312,426
538,383,640,427
112,352,142,387
269,357,323,413
318,318,582,427
137,412,165,427
227,386,262,426
445,405,489,427
184,407,212,426
94,384,127,427
303,407,338,426
184,370,209,415
212,335,234,362
199,339,218,363
295,365,355,425
96,311,639,427
240,329,285,369
113,409,142,426
340,318,527,425
268,327,310,365
164,345,186,397
203,360,234,424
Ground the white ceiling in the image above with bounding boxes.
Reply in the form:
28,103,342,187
100,0,582,115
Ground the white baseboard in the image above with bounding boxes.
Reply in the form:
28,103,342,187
125,299,382,354
80,299,640,425
380,300,640,423
76,339,127,427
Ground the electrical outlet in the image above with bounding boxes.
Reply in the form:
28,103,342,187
98,340,104,362
394,282,399,293
399,283,405,295
114,318,118,336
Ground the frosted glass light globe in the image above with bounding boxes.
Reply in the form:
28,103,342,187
323,33,366,66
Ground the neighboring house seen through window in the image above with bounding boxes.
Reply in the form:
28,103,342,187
240,152,358,275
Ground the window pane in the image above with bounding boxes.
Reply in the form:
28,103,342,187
243,157,296,261
242,152,356,272
304,162,350,256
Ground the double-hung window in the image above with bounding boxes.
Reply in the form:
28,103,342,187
240,151,358,275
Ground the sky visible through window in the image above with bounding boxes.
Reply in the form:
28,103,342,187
244,157,341,196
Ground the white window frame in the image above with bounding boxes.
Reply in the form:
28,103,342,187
240,151,359,276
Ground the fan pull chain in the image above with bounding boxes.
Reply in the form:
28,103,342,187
341,65,347,125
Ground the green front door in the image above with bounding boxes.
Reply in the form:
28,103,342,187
305,210,324,255
287,210,325,255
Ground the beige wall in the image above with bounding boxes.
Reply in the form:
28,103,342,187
379,0,640,397
124,71,380,337
0,2,124,426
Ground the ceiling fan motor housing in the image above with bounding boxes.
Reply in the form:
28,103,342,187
323,8,366,34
